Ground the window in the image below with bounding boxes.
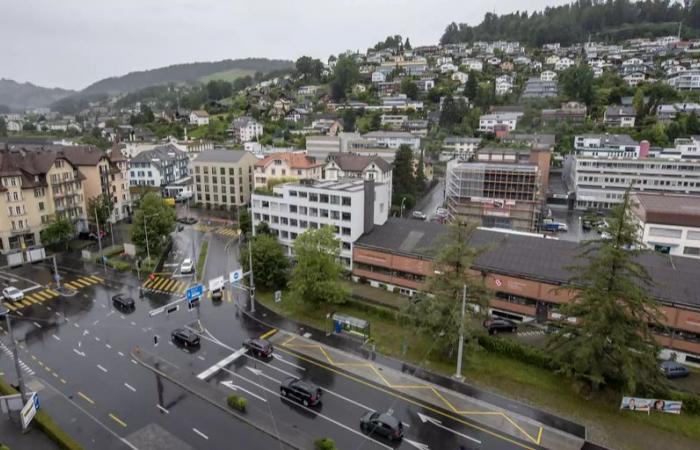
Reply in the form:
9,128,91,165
342,242,351,251
220,167,225,175
319,194,329,203
195,166,201,174
229,168,235,175
290,219,298,227
687,231,700,241
309,193,318,202
300,220,308,228
309,208,318,217
320,209,329,218
298,191,307,198
342,212,351,221
289,190,297,197
649,227,682,239
342,227,351,236
289,205,297,213
330,195,340,205
342,196,351,206
683,246,700,256
331,210,340,220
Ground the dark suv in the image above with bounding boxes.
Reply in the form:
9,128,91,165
171,328,200,347
112,294,135,310
243,338,273,358
360,411,404,441
483,318,518,335
211,288,223,301
280,377,322,407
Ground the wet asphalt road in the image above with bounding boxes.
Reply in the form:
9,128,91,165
0,223,548,450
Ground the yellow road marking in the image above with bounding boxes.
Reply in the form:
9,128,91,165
259,328,278,340
3,302,17,311
34,291,49,300
20,300,32,307
176,282,187,294
45,289,59,298
81,277,96,285
109,413,127,428
154,277,167,290
280,340,541,447
72,280,88,288
78,391,95,405
64,282,80,290
88,276,103,283
27,297,41,305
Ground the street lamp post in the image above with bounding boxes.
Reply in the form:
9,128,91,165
248,231,255,313
454,283,467,381
0,307,28,404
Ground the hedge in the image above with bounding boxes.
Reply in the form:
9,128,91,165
227,394,247,412
477,335,560,371
105,258,131,271
0,376,83,450
314,438,337,450
195,240,208,282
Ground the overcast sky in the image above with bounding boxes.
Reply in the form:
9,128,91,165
1,0,570,91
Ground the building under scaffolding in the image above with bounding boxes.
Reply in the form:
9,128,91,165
445,159,542,232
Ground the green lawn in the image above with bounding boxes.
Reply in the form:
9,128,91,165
257,290,700,449
199,68,257,83
196,240,208,281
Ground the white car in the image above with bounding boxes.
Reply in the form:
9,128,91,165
2,287,24,302
180,258,194,274
411,211,427,220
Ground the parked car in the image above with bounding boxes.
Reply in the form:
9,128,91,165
360,411,404,441
435,207,449,217
2,286,24,302
243,338,273,358
180,258,194,274
411,211,427,220
111,294,135,310
483,318,518,335
280,377,322,407
171,328,200,347
660,361,690,379
582,220,593,232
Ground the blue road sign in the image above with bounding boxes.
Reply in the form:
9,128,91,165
186,284,204,302
34,393,40,410
229,269,243,284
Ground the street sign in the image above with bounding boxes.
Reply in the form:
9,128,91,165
186,284,204,302
20,392,39,430
274,290,282,303
229,269,243,284
209,276,224,292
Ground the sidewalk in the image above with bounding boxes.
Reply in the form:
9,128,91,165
0,414,57,450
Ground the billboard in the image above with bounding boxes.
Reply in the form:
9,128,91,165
620,396,682,414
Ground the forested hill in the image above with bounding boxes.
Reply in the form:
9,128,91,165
80,58,293,96
440,0,700,47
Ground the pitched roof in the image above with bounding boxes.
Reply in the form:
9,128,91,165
131,145,187,166
327,153,392,172
191,110,209,117
193,149,252,164
255,152,322,169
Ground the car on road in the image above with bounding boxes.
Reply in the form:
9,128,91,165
411,211,427,220
280,377,322,407
211,288,223,301
180,258,194,274
483,318,518,335
660,360,690,379
435,207,448,217
243,338,273,358
171,328,200,347
177,217,198,225
111,294,135,310
359,411,404,441
2,286,24,302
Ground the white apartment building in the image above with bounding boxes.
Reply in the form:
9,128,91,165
227,116,263,143
189,110,210,126
667,69,700,91
129,145,190,187
540,70,557,81
478,113,523,132
362,131,420,151
251,179,390,267
495,75,514,95
380,114,408,129
441,137,482,161
632,193,700,259
573,134,641,158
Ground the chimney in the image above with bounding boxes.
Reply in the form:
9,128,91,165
639,140,650,158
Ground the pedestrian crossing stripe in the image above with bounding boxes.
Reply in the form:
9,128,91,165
142,276,190,294
64,282,80,289
2,302,17,311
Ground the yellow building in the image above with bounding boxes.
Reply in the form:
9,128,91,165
192,149,258,210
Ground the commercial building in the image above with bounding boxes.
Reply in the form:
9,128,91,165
445,156,542,232
632,193,700,258
667,69,700,91
251,179,390,267
352,219,700,366
253,152,323,189
323,154,392,194
362,131,420,151
573,134,641,158
192,149,257,209
129,145,189,187
0,147,87,252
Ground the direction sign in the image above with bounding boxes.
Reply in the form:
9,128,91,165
229,269,243,284
209,276,224,292
186,284,204,302
20,392,39,430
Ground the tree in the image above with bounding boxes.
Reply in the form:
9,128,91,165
632,88,645,120
242,234,289,291
393,145,417,196
87,194,114,231
560,65,594,105
546,189,664,393
415,150,427,191
295,56,324,81
130,192,176,260
141,104,155,123
404,222,489,356
238,208,252,234
342,108,356,132
400,78,419,100
0,117,6,136
205,80,233,101
40,216,74,249
330,55,359,101
686,111,700,135
290,226,347,305
464,71,478,101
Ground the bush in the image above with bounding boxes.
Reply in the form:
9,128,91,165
668,390,700,415
227,394,247,412
106,259,131,271
477,335,559,371
314,438,337,450
102,245,124,257
196,240,208,281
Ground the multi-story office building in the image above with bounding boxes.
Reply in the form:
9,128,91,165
445,157,542,232
0,147,87,252
254,152,323,189
573,134,641,157
129,145,189,187
192,149,257,210
632,193,700,258
362,131,420,151
251,179,390,267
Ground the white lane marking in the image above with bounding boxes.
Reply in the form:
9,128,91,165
73,349,86,357
157,404,170,414
106,311,114,317
32,322,42,328
92,320,100,326
272,353,306,371
83,330,89,336
130,321,136,326
220,380,268,402
192,428,209,440
97,364,108,373
46,306,52,311
94,336,100,342
416,412,481,444
197,355,205,361
105,344,112,349
52,334,61,341
118,351,125,357
73,323,79,328
15,311,23,316
124,383,136,392
78,341,82,348
130,359,137,365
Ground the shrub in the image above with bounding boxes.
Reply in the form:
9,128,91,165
106,259,131,271
668,390,700,415
314,438,337,450
227,395,247,412
477,335,559,371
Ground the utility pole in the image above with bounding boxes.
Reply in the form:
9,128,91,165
454,283,467,382
0,308,28,404
144,214,151,263
248,231,255,313
52,254,61,289
95,208,105,272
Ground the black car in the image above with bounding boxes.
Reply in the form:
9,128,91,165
243,338,273,358
360,411,404,441
211,288,223,301
111,294,135,310
171,328,200,347
483,318,518,335
178,217,198,225
280,377,322,407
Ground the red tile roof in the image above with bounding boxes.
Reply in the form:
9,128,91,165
255,152,323,170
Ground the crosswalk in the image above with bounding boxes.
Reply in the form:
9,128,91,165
62,275,103,291
1,275,103,312
193,224,241,238
142,275,189,295
0,339,34,375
